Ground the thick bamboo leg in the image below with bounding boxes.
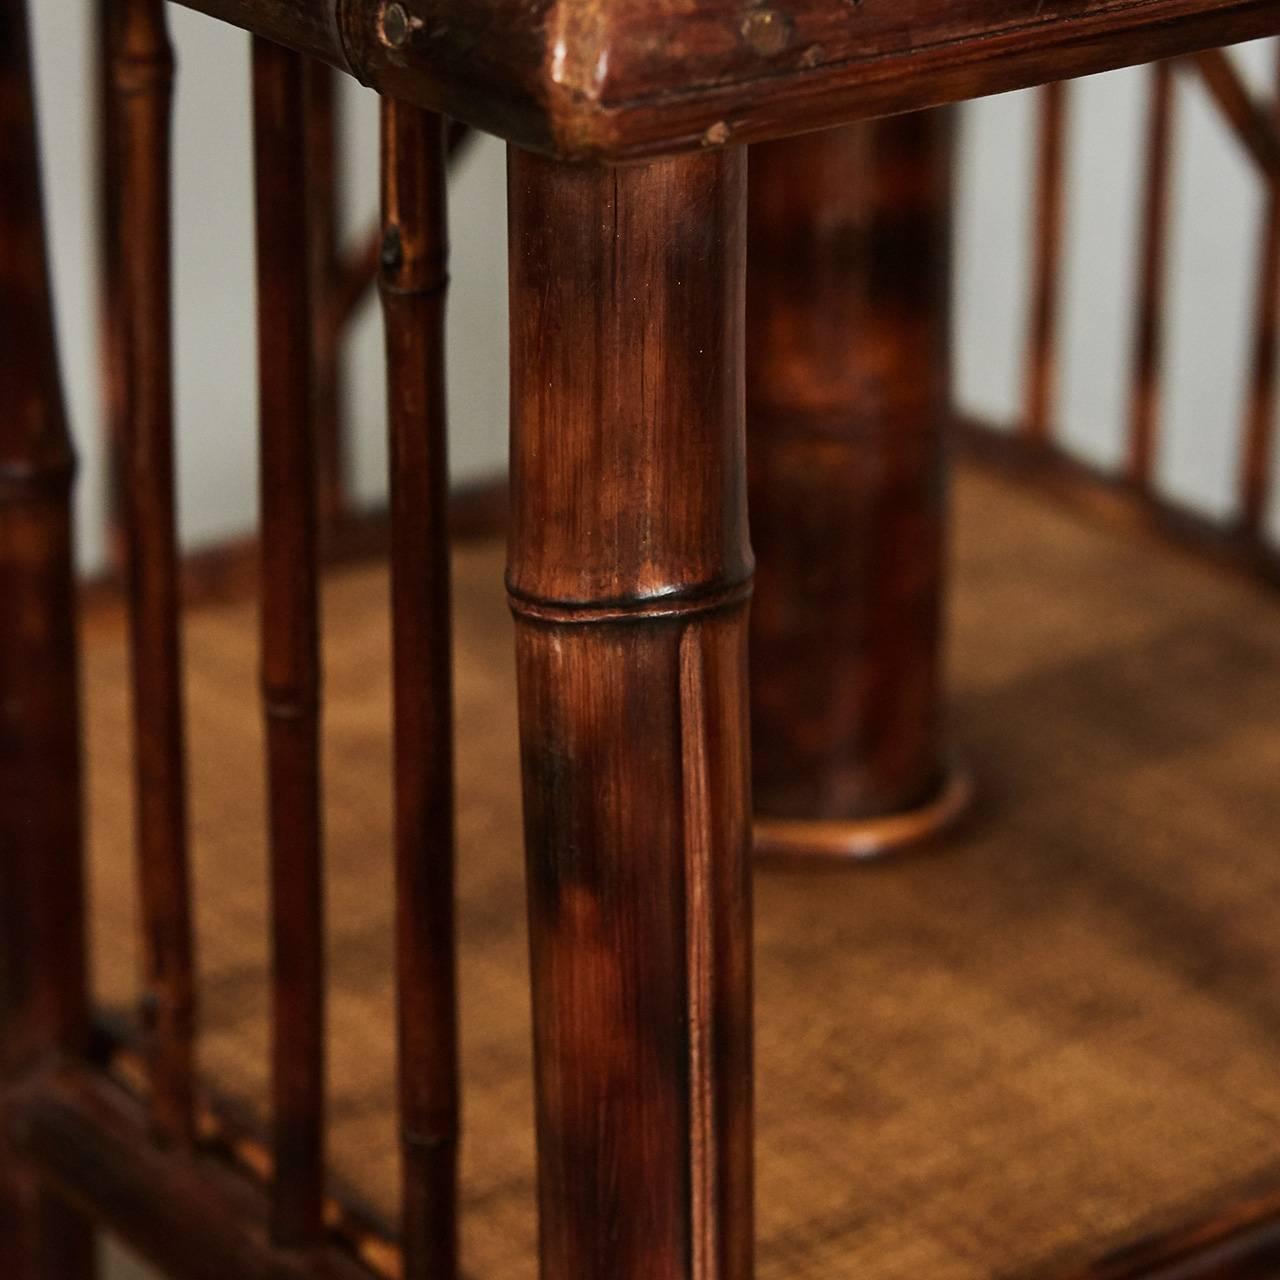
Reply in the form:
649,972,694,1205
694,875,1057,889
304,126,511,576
748,112,969,861
0,2,97,1273
507,146,755,1280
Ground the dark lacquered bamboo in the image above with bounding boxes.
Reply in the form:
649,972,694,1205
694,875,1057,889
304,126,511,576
1025,80,1068,443
106,0,197,1146
251,34,326,1249
165,0,1280,162
0,2,97,1274
6,1067,376,1280
1240,45,1280,537
746,112,959,850
325,121,474,370
1128,60,1174,490
507,145,754,1280
378,100,460,1280
306,61,347,532
98,0,128,572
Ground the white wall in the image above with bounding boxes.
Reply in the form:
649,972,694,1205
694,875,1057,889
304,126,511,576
27,11,1280,574
955,43,1280,545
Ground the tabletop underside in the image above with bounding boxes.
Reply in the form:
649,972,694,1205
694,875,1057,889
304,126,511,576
182,0,1280,159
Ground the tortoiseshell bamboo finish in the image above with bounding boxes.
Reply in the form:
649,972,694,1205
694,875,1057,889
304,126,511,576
747,113,959,849
507,145,754,1280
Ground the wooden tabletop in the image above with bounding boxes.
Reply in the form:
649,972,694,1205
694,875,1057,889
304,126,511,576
182,0,1280,158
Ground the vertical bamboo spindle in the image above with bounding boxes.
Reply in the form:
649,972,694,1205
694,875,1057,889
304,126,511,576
379,100,460,1280
1241,46,1280,537
1024,81,1068,443
307,63,346,533
748,112,970,860
1128,60,1175,490
0,1,97,1273
507,146,755,1280
98,0,128,572
251,35,326,1249
107,0,197,1145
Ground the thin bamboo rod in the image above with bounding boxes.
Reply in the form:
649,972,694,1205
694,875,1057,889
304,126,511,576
328,119,473,340
1024,80,1069,443
0,3,97,1272
306,61,346,532
379,99,460,1280
1192,47,1280,179
98,0,128,573
1240,44,1280,537
1127,59,1175,490
107,0,197,1146
0,0,92,1111
251,34,326,1249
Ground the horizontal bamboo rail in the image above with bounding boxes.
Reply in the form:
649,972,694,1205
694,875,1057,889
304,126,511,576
3,1065,380,1280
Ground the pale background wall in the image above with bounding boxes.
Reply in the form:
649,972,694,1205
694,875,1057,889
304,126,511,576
28,13,1280,575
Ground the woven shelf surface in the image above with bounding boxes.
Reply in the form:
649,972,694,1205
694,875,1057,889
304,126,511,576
85,465,1280,1279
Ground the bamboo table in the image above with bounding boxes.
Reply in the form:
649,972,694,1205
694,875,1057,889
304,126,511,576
4,0,1280,1278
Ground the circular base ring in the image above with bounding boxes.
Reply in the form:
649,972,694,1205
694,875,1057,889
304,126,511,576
754,765,973,863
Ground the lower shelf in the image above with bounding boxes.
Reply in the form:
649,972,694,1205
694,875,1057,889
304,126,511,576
83,462,1280,1279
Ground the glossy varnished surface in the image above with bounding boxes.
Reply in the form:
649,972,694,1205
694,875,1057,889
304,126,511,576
251,35,326,1250
173,0,1280,158
507,147,753,1280
0,3,96,1274
106,0,197,1145
379,99,461,1280
747,114,955,841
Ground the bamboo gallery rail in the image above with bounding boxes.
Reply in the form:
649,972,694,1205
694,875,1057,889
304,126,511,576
4,0,1280,1277
991,52,1280,577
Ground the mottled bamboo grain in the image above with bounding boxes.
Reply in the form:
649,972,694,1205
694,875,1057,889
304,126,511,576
251,34,326,1249
165,0,1280,160
379,99,460,1280
746,112,956,835
507,144,754,1280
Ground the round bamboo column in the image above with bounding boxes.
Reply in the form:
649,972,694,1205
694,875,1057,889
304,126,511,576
747,110,971,860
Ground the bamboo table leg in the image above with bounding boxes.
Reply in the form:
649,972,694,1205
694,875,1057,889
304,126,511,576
747,111,971,861
0,2,97,1274
507,146,755,1280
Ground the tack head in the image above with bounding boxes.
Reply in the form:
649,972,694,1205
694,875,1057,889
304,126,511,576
741,7,793,56
381,2,412,48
